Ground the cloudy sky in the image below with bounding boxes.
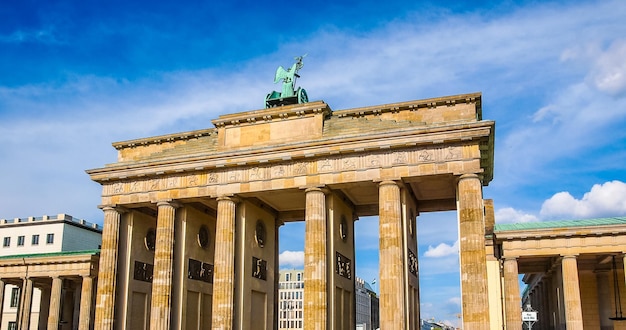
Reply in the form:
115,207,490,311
1,0,626,325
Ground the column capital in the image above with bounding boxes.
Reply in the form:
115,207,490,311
457,173,484,183
98,204,128,214
378,180,400,187
303,186,329,194
503,256,518,262
155,200,182,208
216,195,240,203
561,254,579,259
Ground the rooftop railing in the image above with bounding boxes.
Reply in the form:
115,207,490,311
0,214,102,230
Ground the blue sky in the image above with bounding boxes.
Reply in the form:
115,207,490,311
2,0,626,326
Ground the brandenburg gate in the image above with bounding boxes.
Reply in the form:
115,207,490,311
87,91,495,329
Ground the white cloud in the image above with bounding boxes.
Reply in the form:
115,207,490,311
424,240,458,258
587,40,626,96
540,180,626,219
495,207,539,224
279,250,304,268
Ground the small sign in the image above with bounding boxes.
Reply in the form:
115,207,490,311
336,252,352,279
522,311,538,322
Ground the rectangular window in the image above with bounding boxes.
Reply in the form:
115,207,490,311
297,273,301,281
46,233,54,244
285,273,290,281
17,236,25,246
8,322,17,330
10,287,20,307
32,234,39,245
2,237,9,247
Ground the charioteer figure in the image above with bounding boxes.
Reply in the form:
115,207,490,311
266,55,309,108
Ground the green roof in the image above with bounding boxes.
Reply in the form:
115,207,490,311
0,249,100,260
494,217,626,232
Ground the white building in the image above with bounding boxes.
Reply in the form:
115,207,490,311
278,269,304,329
0,214,102,330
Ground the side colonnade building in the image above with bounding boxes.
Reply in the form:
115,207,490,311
87,93,495,329
0,214,101,330
491,216,626,330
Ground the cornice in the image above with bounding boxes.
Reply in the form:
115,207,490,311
86,120,494,182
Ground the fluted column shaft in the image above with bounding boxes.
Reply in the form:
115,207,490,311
303,187,327,330
457,174,490,330
212,196,238,330
19,277,34,330
149,201,179,330
503,258,522,330
562,255,583,330
47,276,63,330
79,276,94,330
94,206,123,330
378,181,405,329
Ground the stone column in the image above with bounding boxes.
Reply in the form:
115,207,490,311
503,257,522,330
211,196,238,330
47,276,63,330
378,181,405,329
561,255,583,330
0,279,5,324
79,276,94,330
457,174,490,330
19,278,34,330
149,200,180,330
94,205,124,330
595,270,612,330
303,187,327,330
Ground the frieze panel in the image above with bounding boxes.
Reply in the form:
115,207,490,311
367,154,382,168
318,158,334,172
249,167,267,181
294,162,308,175
101,144,468,197
272,165,286,178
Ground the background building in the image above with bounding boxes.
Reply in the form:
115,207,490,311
0,214,101,330
355,277,379,330
278,270,304,330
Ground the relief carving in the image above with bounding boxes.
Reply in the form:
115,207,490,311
273,166,285,178
418,150,433,162
294,162,308,175
320,159,333,171
445,146,461,160
250,167,265,180
342,159,356,170
393,152,408,164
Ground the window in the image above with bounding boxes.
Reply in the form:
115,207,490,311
32,234,39,245
46,233,54,244
8,322,17,330
285,273,290,281
10,287,20,307
297,272,301,281
2,237,9,247
17,236,25,246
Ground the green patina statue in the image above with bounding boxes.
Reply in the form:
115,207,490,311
266,55,309,108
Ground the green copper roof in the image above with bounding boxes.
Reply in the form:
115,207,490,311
494,217,626,232
0,249,100,260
